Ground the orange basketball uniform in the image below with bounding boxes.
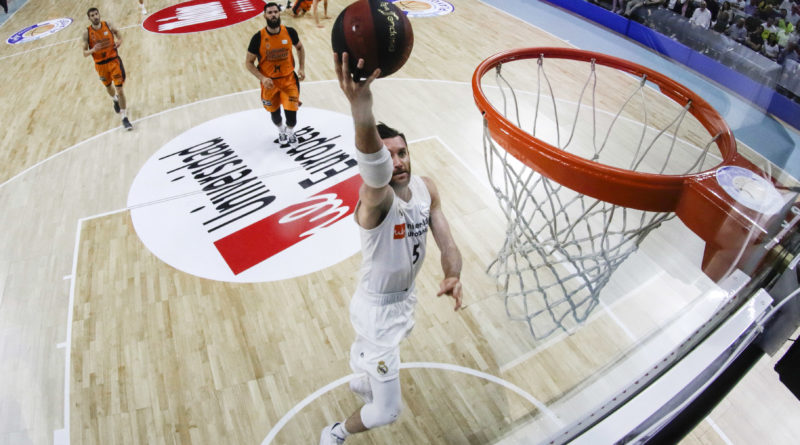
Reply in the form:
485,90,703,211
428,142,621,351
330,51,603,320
87,21,125,87
292,0,312,14
248,26,301,112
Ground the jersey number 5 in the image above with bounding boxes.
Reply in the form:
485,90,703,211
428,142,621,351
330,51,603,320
412,242,420,264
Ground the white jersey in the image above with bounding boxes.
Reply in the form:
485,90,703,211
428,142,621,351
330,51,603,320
349,175,431,351
357,175,431,295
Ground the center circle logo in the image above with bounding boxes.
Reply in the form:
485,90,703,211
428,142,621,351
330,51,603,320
388,0,454,17
128,108,362,282
7,18,73,44
144,0,264,34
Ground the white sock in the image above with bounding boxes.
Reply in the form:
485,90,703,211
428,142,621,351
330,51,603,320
113,95,119,103
278,124,287,133
121,109,127,118
332,422,350,439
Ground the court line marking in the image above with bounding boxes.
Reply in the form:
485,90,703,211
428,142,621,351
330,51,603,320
0,24,140,61
61,207,129,445
261,362,563,445
706,417,734,445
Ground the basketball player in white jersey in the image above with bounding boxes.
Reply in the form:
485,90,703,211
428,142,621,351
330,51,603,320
320,53,463,444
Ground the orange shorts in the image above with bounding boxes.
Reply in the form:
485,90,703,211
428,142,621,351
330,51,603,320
94,57,125,87
260,73,300,112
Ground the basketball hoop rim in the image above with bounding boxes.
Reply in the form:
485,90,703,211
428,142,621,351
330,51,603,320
472,47,738,213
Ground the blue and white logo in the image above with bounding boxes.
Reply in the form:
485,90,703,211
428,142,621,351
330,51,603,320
7,18,73,45
716,165,784,215
388,0,454,18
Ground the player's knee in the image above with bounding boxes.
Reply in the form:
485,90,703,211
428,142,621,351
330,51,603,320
270,110,282,126
361,397,402,428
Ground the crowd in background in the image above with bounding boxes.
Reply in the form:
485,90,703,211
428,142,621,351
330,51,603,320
599,0,800,64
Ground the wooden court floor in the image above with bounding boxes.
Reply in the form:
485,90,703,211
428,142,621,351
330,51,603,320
2,0,800,444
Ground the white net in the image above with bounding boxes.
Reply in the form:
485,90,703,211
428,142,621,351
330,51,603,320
481,54,724,339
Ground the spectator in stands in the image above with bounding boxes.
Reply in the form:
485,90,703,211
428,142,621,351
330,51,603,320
707,0,721,20
625,0,666,16
778,0,795,14
762,32,782,58
778,41,800,62
763,16,781,37
726,17,749,40
745,0,760,15
690,1,714,27
756,0,779,19
731,0,748,9
612,0,627,14
786,19,800,45
669,0,690,16
746,23,766,50
714,2,734,31
778,9,796,32
778,21,794,44
791,3,800,23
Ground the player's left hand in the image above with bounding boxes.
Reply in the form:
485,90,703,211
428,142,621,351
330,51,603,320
437,277,462,311
297,69,305,81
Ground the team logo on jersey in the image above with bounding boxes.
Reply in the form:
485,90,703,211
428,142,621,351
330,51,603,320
388,0,454,18
128,108,362,282
7,18,73,44
143,0,263,34
377,361,389,375
393,223,406,239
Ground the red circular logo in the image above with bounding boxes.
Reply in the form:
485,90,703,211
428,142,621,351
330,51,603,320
144,0,264,34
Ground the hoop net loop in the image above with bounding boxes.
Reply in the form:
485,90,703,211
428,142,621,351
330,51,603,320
472,48,738,339
473,47,737,213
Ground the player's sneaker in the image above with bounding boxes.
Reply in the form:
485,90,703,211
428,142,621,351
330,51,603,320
319,423,345,445
122,117,133,131
113,99,120,114
288,131,297,146
278,130,289,145
349,375,372,404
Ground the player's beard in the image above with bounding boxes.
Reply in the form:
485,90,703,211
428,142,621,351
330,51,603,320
267,16,281,29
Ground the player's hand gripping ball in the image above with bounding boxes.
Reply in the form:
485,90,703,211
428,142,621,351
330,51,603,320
331,0,414,81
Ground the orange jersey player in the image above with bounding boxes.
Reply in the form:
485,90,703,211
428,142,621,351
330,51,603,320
82,7,133,130
289,0,329,28
245,2,306,147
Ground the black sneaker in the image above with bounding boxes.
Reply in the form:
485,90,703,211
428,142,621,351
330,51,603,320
122,117,133,131
113,100,120,114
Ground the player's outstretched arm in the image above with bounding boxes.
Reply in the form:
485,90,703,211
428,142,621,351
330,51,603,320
424,177,463,310
334,52,392,227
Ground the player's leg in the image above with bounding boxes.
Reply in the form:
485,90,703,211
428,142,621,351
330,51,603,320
262,82,288,144
116,85,133,130
110,59,132,130
279,74,300,145
321,335,403,444
139,0,146,15
320,377,402,444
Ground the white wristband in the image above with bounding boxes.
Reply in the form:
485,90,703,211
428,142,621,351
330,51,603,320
355,145,393,188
